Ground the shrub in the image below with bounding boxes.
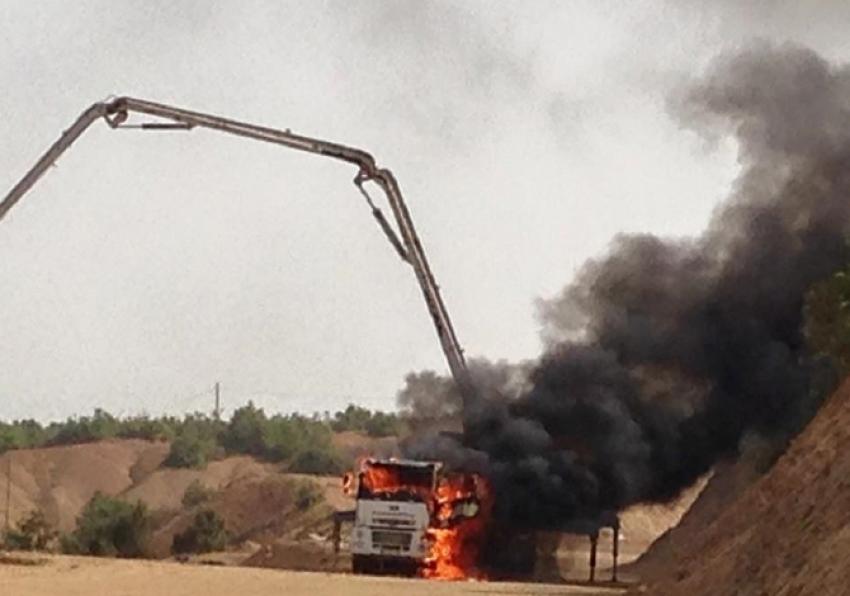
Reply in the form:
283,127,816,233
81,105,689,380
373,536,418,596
330,404,403,437
116,416,175,441
47,409,119,446
293,480,324,511
165,434,213,469
222,402,267,456
164,418,218,469
64,493,150,557
260,415,299,462
289,447,345,475
330,404,372,433
4,509,56,551
0,419,47,454
171,510,228,554
181,480,215,508
364,411,403,437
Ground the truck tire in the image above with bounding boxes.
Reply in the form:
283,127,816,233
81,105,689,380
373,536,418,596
352,554,371,574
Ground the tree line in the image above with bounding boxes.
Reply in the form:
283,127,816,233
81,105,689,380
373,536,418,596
0,402,404,474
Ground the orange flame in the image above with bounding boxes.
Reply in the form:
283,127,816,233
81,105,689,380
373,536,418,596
342,472,354,496
359,461,434,504
423,473,493,580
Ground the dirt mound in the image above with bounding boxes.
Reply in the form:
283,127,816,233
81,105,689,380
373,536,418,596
640,378,850,596
146,473,317,558
0,439,169,532
617,477,706,555
121,456,272,512
243,538,347,572
287,473,350,511
628,456,761,582
0,438,352,563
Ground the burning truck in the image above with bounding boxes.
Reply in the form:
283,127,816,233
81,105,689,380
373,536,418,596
339,458,493,579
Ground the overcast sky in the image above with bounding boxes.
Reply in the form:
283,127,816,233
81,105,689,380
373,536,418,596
2,1,849,421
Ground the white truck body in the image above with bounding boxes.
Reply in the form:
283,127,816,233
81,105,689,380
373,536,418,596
348,458,440,574
350,499,430,559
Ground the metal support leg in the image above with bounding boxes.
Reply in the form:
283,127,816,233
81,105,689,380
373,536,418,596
612,525,619,582
332,516,341,554
589,532,598,583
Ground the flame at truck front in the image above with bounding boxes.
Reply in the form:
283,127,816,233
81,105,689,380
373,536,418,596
424,473,493,580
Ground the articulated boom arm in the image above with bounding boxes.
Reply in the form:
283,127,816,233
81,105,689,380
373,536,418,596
0,97,476,403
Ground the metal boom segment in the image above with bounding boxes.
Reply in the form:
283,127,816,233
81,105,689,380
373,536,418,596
0,97,476,404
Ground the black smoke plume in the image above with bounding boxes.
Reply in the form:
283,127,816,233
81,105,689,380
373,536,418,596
402,43,850,527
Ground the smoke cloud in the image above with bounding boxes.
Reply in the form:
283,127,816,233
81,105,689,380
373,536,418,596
401,43,850,526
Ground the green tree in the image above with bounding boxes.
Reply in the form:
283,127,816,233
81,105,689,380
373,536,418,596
261,415,299,462
4,509,56,551
117,415,175,441
364,411,403,437
329,403,402,437
222,402,267,456
47,409,120,446
64,493,150,558
330,404,372,432
171,510,228,554
0,419,47,453
289,447,345,475
181,480,215,508
164,416,219,469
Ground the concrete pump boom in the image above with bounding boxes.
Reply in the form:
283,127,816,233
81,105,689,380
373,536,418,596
0,96,476,405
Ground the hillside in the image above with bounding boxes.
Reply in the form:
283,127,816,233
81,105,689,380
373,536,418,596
626,456,761,582
0,439,170,533
0,433,392,565
639,377,850,596
0,434,701,581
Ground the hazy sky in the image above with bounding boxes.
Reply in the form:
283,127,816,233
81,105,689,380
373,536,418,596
2,1,849,421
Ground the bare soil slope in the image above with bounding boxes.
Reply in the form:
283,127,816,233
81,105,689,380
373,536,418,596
642,378,850,596
627,457,760,581
0,436,372,531
0,439,169,532
0,438,344,560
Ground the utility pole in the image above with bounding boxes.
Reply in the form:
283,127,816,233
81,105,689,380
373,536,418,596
4,453,10,536
214,382,221,421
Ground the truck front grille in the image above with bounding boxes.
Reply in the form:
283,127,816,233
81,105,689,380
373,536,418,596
371,530,413,550
373,517,415,528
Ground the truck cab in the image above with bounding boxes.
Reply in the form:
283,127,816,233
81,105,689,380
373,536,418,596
349,458,440,575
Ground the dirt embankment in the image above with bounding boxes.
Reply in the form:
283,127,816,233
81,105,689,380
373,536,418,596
0,439,170,532
0,432,395,532
0,432,699,578
627,456,761,582
637,377,850,596
0,433,408,568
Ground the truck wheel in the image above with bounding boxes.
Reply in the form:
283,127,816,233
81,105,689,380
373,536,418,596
352,555,370,574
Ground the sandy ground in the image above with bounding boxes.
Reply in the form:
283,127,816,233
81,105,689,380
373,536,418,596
0,553,623,596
